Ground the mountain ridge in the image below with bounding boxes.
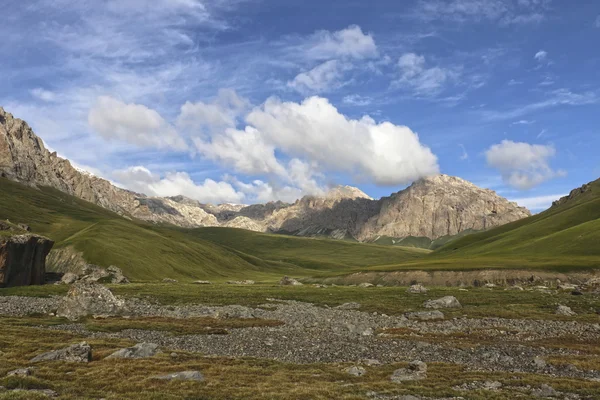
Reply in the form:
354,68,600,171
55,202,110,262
0,106,531,242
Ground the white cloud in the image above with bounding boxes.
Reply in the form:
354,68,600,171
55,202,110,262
534,50,547,61
511,119,535,125
342,94,373,106
307,25,378,60
193,126,287,176
88,96,187,150
396,53,460,96
459,144,469,160
510,193,566,212
485,140,566,190
595,15,600,27
413,0,548,25
287,60,347,94
30,88,57,102
113,166,246,204
177,88,249,132
480,88,598,121
246,96,439,185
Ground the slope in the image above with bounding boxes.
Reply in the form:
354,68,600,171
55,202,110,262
423,177,600,269
0,178,426,280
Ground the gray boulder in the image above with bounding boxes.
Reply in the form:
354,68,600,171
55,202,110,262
423,296,461,309
106,343,160,359
345,366,367,376
60,272,78,285
556,305,576,316
56,282,126,321
30,342,91,363
358,282,374,288
391,360,427,383
279,276,303,286
406,284,428,294
404,310,445,321
154,371,204,381
6,367,33,377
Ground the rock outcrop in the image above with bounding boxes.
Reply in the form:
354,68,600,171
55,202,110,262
0,107,531,243
0,234,54,287
56,282,126,320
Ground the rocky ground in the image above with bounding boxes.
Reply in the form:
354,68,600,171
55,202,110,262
1,283,600,399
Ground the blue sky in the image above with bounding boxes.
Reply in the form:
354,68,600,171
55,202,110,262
2,0,599,210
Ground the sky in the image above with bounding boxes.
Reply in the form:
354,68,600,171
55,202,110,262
1,0,599,211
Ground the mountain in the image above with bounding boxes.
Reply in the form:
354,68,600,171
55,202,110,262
0,106,530,243
0,177,426,281
431,177,600,268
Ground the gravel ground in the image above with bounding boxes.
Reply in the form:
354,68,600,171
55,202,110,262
4,295,598,380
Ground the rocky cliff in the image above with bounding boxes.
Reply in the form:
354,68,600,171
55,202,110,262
0,106,531,242
0,234,54,287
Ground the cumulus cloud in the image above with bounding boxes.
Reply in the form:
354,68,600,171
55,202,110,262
113,166,245,204
177,88,249,133
287,60,347,94
534,50,547,61
396,53,460,96
485,140,566,190
89,96,187,150
307,25,378,60
245,96,439,185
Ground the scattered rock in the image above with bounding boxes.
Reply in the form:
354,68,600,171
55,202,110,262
336,302,361,310
60,272,79,285
533,356,547,370
78,264,129,284
508,285,524,291
454,380,502,391
556,305,576,316
558,283,577,290
363,359,381,366
358,282,374,288
406,284,428,294
485,283,496,288
279,276,303,286
423,296,461,309
30,342,91,363
10,389,58,397
227,280,255,285
532,383,559,397
192,280,211,285
6,367,33,377
56,282,126,321
390,360,427,383
345,366,367,377
106,343,160,359
154,371,204,382
404,310,444,321
162,278,178,283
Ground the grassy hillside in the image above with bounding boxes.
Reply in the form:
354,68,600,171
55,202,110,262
364,178,600,272
0,178,425,281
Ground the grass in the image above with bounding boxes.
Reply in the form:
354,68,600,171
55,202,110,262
0,178,425,282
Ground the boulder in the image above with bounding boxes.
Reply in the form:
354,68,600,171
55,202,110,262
192,280,212,285
162,278,178,283
558,283,577,290
227,280,255,285
6,367,33,377
391,360,427,383
154,371,204,381
358,282,374,288
79,264,129,284
556,305,576,316
406,284,428,294
279,276,303,286
423,296,461,309
30,342,91,363
106,343,160,359
60,272,79,285
56,282,126,321
345,366,367,377
0,234,54,287
404,310,445,321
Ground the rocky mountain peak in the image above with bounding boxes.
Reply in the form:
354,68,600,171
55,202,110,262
325,185,373,201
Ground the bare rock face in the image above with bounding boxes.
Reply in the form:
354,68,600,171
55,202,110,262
30,342,92,363
0,234,54,287
358,175,531,240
